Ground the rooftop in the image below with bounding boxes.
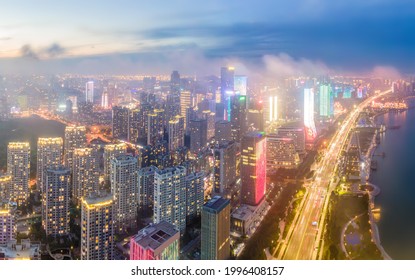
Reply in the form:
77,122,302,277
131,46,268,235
204,196,230,212
132,221,178,251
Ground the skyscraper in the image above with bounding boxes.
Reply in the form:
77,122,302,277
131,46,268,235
304,87,317,141
234,75,247,96
215,120,232,144
137,166,158,214
180,91,192,128
37,137,63,194
153,166,187,233
110,155,138,232
112,106,129,141
130,221,179,260
7,142,30,206
185,172,204,223
43,166,70,236
230,95,247,142
268,96,278,122
213,142,237,194
201,196,230,260
170,70,181,95
103,143,127,184
241,132,266,206
168,115,185,152
189,119,208,154
64,126,87,172
85,81,94,103
319,84,333,117
72,148,99,202
81,194,114,260
147,109,165,146
220,67,235,120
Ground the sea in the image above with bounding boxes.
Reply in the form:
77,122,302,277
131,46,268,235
370,105,415,259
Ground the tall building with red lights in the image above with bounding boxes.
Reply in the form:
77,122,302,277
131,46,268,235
240,131,266,206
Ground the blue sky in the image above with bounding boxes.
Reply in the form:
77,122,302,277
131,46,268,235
1,0,414,75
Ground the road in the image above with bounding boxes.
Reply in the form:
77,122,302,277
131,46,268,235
278,89,392,260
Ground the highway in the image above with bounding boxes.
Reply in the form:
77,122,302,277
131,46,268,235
277,89,392,260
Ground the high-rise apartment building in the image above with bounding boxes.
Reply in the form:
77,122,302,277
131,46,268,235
72,148,99,202
7,142,30,206
189,119,207,154
64,126,87,172
37,137,63,193
147,109,165,146
0,205,15,245
185,172,204,223
112,106,129,141
85,81,94,103
168,115,185,152
103,143,127,183
213,142,237,194
137,166,158,214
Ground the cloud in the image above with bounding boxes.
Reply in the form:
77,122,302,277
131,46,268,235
46,43,65,57
0,37,12,41
369,66,401,79
20,44,39,60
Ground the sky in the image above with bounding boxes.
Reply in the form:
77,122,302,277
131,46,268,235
1,0,414,76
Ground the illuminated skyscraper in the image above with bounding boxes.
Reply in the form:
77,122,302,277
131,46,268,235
37,137,63,194
43,166,70,236
110,155,138,232
101,88,109,109
268,96,278,122
319,84,333,117
241,132,266,206
213,142,237,195
112,106,129,141
266,135,300,171
64,126,86,172
147,109,165,146
7,142,30,206
168,115,185,151
277,125,306,155
220,67,235,120
0,204,15,245
130,221,179,260
154,166,187,233
138,166,158,213
230,95,247,142
215,120,232,144
72,148,99,202
81,194,114,260
234,75,247,96
103,143,127,184
170,70,181,95
189,119,208,153
85,81,94,103
201,196,230,260
185,172,204,223
304,88,317,141
180,91,191,127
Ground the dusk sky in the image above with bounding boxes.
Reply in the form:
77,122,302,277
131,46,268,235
1,0,414,76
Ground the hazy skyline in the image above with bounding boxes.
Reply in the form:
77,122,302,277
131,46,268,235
1,0,414,76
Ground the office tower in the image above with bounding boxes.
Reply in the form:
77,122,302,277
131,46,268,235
130,221,179,260
189,119,208,154
168,115,185,152
266,135,300,171
110,155,138,232
170,70,181,94
214,142,237,194
154,166,186,233
85,81,94,103
81,194,114,260
201,110,215,140
43,166,70,236
201,196,230,260
215,120,232,144
304,87,317,141
165,94,181,123
180,90,191,127
319,84,333,117
7,142,30,206
112,106,129,141
241,132,266,206
230,95,247,142
185,172,204,223
147,109,165,146
234,75,247,96
277,125,306,155
64,126,87,172
103,143,127,184
221,67,235,120
0,175,12,202
37,137,63,193
72,148,99,202
101,88,109,109
268,96,278,122
0,204,15,245
138,166,158,213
